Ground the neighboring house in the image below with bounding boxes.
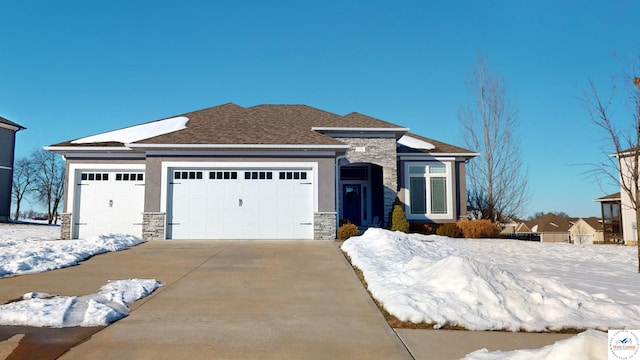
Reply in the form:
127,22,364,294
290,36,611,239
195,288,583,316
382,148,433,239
611,147,640,245
594,192,623,244
568,217,604,244
46,103,478,240
0,116,25,222
518,213,573,243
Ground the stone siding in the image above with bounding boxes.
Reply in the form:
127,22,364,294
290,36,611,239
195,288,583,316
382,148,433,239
335,137,398,226
143,212,166,241
60,213,72,240
314,212,337,240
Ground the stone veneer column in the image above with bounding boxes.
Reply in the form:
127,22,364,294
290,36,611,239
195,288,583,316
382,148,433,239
314,212,337,240
60,213,72,240
143,212,166,241
335,137,398,227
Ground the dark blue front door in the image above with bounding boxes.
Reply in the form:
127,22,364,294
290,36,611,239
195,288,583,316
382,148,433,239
342,184,362,226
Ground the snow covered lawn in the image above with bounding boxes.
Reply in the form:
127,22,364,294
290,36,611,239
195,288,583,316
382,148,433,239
0,222,161,327
342,228,640,332
0,223,144,278
342,228,640,359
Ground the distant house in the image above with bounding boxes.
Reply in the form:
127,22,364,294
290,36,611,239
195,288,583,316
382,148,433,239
568,217,604,244
0,116,25,222
519,213,573,243
594,192,623,244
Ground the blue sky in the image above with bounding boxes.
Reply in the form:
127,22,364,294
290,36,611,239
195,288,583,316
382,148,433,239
1,1,639,218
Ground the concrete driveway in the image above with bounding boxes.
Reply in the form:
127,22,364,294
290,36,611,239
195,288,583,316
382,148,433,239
0,240,412,359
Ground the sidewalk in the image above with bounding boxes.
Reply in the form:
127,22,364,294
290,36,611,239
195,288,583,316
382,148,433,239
396,329,574,359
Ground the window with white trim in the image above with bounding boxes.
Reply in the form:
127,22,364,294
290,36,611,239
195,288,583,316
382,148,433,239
406,162,450,217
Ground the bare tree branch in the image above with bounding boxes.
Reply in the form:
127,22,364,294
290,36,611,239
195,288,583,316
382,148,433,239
31,149,65,224
459,55,529,222
11,157,35,220
582,56,640,272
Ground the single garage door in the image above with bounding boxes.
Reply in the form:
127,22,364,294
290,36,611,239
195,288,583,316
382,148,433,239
73,171,145,239
167,168,314,239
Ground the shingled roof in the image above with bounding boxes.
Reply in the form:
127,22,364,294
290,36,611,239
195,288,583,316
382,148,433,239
52,103,407,147
0,116,25,130
525,213,574,233
50,103,473,155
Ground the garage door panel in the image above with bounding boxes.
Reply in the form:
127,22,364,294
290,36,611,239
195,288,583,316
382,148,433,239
75,171,144,239
168,168,314,239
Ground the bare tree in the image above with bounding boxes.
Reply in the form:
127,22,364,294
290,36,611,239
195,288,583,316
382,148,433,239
459,55,529,222
31,149,65,224
11,157,35,220
583,65,640,272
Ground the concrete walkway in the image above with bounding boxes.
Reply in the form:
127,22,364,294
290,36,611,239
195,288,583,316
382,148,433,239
396,329,574,359
0,241,411,359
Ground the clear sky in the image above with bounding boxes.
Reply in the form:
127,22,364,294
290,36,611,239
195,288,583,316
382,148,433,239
1,1,639,218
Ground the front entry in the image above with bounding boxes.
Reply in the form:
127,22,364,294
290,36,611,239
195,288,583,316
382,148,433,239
342,184,362,226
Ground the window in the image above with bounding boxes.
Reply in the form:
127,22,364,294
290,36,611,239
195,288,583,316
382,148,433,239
174,171,201,180
81,172,109,181
340,167,368,180
407,163,449,217
243,171,273,180
279,171,307,180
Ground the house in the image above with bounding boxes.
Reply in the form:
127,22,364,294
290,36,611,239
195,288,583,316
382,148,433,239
568,217,604,244
46,103,478,240
594,192,623,244
0,116,25,222
608,146,640,246
517,213,573,243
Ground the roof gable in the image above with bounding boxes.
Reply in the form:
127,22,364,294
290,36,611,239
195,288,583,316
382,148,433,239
525,213,573,233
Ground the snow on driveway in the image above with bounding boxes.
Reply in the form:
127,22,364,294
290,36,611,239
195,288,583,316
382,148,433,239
0,222,161,327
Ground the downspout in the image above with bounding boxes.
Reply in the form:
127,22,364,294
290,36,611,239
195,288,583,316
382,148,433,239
335,155,347,236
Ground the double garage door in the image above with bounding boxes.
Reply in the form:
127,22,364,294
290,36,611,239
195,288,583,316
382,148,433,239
166,167,314,239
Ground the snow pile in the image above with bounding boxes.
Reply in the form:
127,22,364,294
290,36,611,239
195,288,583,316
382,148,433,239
398,134,436,150
0,279,163,327
0,233,144,278
71,116,188,144
462,330,607,360
341,228,640,331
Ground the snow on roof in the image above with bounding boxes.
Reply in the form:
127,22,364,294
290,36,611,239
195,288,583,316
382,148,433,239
71,116,189,144
397,134,436,150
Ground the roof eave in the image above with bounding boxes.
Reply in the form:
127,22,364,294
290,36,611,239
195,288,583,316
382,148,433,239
398,152,480,158
0,122,26,131
312,127,409,140
44,146,134,153
126,143,351,150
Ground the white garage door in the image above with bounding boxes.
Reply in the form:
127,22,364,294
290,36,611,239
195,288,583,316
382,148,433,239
73,171,145,239
167,168,314,239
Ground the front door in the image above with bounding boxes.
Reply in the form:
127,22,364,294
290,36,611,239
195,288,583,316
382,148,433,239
342,184,362,226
